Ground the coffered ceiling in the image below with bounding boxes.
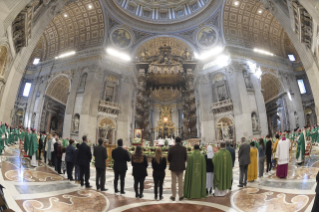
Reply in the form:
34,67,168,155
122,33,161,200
46,75,70,105
261,73,284,102
28,0,105,64
223,0,299,59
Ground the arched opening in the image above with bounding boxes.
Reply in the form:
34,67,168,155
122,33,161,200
261,73,286,135
40,75,70,136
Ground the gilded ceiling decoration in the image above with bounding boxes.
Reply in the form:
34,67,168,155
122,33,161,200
29,0,105,62
46,75,70,105
223,0,286,57
113,0,211,24
261,73,284,102
135,37,193,59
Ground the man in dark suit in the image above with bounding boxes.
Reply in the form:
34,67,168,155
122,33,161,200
66,139,75,181
94,138,108,191
238,137,251,187
112,139,130,194
226,141,235,190
78,135,92,188
43,132,47,164
168,137,187,201
53,134,59,172
38,133,43,160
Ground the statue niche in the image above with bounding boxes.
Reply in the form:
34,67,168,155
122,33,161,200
72,114,80,133
251,112,260,133
103,75,119,102
78,73,87,91
243,70,253,89
216,117,234,140
99,118,115,144
212,73,229,102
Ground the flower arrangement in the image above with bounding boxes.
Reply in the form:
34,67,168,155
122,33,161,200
133,138,142,144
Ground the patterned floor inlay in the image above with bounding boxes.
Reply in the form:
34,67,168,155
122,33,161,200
232,188,311,212
122,203,224,212
21,190,109,212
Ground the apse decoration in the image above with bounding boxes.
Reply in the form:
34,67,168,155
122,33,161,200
196,26,219,49
110,27,134,49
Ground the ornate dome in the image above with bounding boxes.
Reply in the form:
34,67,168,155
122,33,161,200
113,0,211,24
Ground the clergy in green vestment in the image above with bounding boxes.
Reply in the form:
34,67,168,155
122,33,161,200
0,126,4,154
62,138,69,147
184,145,206,199
3,125,8,147
29,129,39,167
213,142,233,197
13,128,19,144
296,127,306,165
24,130,31,153
310,126,316,144
20,129,25,143
8,128,13,145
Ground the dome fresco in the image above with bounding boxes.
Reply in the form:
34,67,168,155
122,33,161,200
113,0,212,24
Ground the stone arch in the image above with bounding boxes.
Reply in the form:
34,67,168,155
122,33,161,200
45,75,71,105
260,73,284,103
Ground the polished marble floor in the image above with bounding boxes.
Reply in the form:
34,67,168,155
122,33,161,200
1,144,317,212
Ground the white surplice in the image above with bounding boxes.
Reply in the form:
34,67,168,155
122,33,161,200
31,153,38,167
275,139,291,165
158,139,164,145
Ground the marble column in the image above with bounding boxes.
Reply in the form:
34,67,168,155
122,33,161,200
63,70,81,138
251,74,268,136
196,74,215,144
116,76,135,146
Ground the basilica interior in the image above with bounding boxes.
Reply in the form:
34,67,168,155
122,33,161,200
1,0,319,211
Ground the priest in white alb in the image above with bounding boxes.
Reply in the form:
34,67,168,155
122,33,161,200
275,131,291,178
158,137,164,146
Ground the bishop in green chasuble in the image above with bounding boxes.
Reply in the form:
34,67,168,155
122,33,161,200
29,129,39,167
296,129,306,164
184,149,206,199
213,147,233,197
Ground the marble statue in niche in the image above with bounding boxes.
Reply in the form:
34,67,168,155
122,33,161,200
105,86,114,101
243,70,252,88
78,73,87,90
72,114,80,133
252,113,259,132
221,122,229,139
294,111,299,128
217,85,227,101
100,123,113,142
50,116,57,131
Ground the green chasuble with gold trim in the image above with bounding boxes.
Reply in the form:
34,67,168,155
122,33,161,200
296,131,306,160
24,132,31,153
183,150,206,199
213,148,233,191
28,133,38,158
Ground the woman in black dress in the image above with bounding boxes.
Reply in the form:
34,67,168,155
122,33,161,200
265,134,273,174
131,146,148,198
152,147,167,200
